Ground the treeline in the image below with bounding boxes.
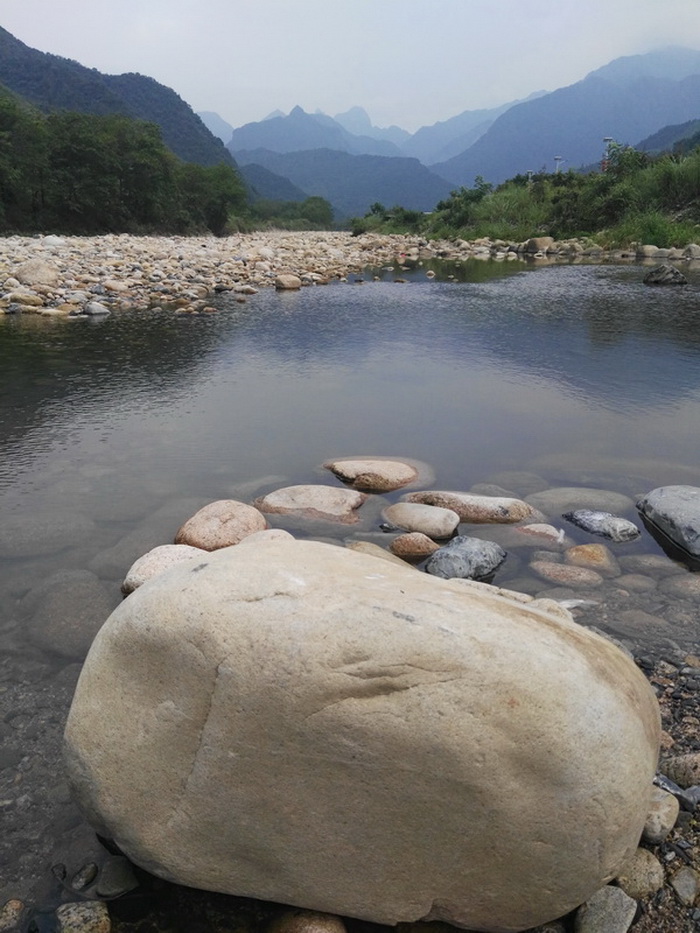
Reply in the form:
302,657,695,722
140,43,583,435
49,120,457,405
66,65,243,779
0,88,246,235
352,141,700,248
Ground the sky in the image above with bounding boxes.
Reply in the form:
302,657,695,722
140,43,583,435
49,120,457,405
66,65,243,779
3,0,700,133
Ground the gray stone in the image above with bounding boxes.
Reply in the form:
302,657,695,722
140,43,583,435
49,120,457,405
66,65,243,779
0,510,96,559
64,539,660,933
562,510,640,543
637,485,700,557
425,535,506,580
82,300,111,316
670,866,699,906
643,263,688,285
574,885,637,932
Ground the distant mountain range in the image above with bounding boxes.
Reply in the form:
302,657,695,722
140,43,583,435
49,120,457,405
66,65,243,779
233,148,452,219
2,23,699,219
432,48,700,186
0,25,232,167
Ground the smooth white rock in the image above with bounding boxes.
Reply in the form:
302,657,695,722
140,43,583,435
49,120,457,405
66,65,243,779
65,539,660,933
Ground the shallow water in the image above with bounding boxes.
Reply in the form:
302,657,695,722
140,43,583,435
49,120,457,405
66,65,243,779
1,258,700,913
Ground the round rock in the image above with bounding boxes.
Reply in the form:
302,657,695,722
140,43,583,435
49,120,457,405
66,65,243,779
615,847,665,899
564,544,620,577
530,561,604,589
642,787,679,844
64,539,660,933
122,544,208,595
175,499,268,550
389,532,440,561
382,503,459,539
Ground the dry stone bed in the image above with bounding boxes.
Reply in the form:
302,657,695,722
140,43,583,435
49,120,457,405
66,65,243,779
3,233,700,320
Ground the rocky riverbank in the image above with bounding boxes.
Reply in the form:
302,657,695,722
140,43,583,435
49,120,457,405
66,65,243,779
1,231,699,317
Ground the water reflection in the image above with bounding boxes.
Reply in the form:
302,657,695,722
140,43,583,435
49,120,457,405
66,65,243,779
2,260,700,909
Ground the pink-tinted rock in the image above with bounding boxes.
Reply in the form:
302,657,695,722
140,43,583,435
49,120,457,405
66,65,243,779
175,500,268,550
254,485,366,524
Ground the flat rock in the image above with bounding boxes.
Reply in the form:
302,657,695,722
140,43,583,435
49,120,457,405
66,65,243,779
424,535,506,580
637,485,700,557
670,866,699,906
403,491,532,524
254,485,367,524
658,574,700,600
175,499,268,549
382,503,459,539
64,539,660,933
344,541,407,566
525,487,634,517
55,901,111,933
323,458,419,492
122,544,208,594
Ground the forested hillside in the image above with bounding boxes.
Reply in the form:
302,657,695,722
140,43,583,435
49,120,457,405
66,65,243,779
0,86,246,234
0,26,232,167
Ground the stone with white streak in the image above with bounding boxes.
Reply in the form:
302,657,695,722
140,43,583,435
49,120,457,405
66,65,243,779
64,539,660,933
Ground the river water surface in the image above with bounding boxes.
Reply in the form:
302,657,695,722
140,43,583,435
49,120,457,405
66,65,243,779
1,258,700,919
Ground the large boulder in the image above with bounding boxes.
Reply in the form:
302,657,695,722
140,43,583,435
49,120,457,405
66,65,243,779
64,540,660,933
637,485,700,558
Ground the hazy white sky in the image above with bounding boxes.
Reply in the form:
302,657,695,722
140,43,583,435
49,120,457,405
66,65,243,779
3,0,700,132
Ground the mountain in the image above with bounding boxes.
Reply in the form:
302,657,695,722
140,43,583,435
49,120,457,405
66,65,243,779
0,26,233,167
238,163,310,202
332,106,410,147
636,118,700,154
198,111,234,144
233,148,453,219
228,106,402,157
432,47,700,187
401,92,546,165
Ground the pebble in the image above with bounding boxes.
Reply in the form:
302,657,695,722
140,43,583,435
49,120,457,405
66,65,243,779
662,752,700,788
0,900,24,932
55,901,111,932
267,910,347,933
95,855,139,898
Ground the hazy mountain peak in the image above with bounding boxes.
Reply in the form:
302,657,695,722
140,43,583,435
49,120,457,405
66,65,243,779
585,45,700,85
